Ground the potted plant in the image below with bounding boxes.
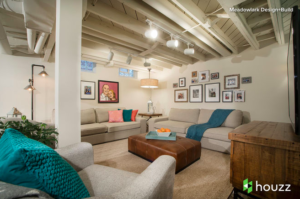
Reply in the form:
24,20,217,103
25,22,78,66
0,116,58,148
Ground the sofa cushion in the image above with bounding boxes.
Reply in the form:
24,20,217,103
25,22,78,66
154,120,194,134
198,109,243,128
169,108,200,124
95,107,126,123
81,123,108,136
79,164,138,197
81,108,96,125
0,129,90,199
202,127,233,142
102,122,140,133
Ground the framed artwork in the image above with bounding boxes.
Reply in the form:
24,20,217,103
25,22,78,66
192,71,198,78
222,91,233,103
224,74,240,89
189,85,203,103
81,81,96,100
242,77,252,84
191,78,199,84
174,89,188,102
211,72,219,80
235,90,245,102
98,80,119,103
173,83,178,88
205,83,220,103
179,77,186,87
199,70,210,83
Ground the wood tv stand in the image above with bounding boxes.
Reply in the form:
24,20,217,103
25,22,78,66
229,121,300,199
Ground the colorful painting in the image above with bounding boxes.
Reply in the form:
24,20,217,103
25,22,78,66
81,81,95,100
98,80,119,103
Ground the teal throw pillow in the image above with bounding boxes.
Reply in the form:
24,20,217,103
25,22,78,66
0,128,90,199
118,109,133,122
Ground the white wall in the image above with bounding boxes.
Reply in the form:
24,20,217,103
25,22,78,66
152,43,290,123
0,54,55,122
81,65,151,112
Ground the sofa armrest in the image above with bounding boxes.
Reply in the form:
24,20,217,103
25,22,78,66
148,117,169,131
110,155,176,199
136,117,147,134
55,142,94,172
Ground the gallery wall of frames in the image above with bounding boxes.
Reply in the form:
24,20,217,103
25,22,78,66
173,70,251,103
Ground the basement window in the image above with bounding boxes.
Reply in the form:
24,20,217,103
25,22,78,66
119,68,137,78
81,60,96,73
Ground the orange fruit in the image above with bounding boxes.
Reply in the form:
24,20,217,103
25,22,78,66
157,129,162,133
165,129,171,132
160,128,166,132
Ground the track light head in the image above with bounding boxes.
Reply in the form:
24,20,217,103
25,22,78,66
184,43,194,55
166,35,179,48
145,29,158,39
126,55,132,65
108,51,114,61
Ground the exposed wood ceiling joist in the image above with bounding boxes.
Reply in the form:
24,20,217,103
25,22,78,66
252,23,273,35
171,0,238,54
139,42,159,56
243,0,268,9
44,22,56,62
247,12,271,26
142,0,232,57
267,0,285,45
86,0,206,62
218,0,260,50
256,32,275,42
119,0,221,58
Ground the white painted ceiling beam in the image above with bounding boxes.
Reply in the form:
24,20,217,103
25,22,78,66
257,32,275,41
247,12,271,26
267,0,285,45
44,22,56,62
252,23,273,35
86,0,205,62
119,0,220,58
171,0,238,54
242,0,268,9
142,0,232,57
82,17,195,64
140,42,159,56
82,34,182,67
218,0,260,50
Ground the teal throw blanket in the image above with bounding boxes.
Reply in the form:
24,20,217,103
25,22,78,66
186,109,234,141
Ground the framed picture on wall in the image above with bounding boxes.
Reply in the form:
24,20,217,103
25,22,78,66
173,83,178,88
211,72,219,80
242,76,252,84
189,85,203,103
174,89,188,102
224,74,240,89
199,70,210,83
205,83,220,103
192,71,198,78
81,81,96,100
234,90,245,102
222,91,233,103
98,80,119,103
179,77,186,87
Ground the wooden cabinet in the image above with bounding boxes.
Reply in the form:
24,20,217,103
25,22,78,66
229,121,300,199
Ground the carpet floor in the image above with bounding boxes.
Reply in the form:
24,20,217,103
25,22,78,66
93,139,233,199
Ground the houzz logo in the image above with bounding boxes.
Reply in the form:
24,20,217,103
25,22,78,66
243,179,253,193
243,179,291,193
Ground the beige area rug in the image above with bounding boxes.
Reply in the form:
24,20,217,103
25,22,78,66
93,139,233,199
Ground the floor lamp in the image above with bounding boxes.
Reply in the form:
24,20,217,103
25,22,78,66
24,64,48,120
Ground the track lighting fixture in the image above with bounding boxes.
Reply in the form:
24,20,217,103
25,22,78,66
166,35,179,48
145,22,158,39
126,54,132,65
107,50,114,61
144,59,151,67
184,43,195,55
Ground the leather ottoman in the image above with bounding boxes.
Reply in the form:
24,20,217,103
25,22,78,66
128,133,201,173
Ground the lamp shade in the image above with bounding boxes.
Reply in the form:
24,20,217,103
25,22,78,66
38,70,48,77
24,84,35,91
140,78,158,88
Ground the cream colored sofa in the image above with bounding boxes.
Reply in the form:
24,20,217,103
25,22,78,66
149,108,243,153
81,108,147,145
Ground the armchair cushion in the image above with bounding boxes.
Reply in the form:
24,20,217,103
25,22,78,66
0,129,90,199
102,122,140,133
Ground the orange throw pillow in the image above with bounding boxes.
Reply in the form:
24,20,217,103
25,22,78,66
108,110,124,123
131,110,138,121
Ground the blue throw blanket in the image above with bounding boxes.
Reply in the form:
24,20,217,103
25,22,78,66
186,109,234,141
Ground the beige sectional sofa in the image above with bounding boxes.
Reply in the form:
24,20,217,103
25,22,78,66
81,108,147,145
149,108,243,153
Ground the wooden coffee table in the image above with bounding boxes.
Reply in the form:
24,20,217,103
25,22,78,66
128,133,201,173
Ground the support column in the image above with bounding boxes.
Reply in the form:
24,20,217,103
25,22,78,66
55,0,82,148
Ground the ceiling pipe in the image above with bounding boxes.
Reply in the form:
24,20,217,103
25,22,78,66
27,29,36,54
0,20,12,54
34,32,48,54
